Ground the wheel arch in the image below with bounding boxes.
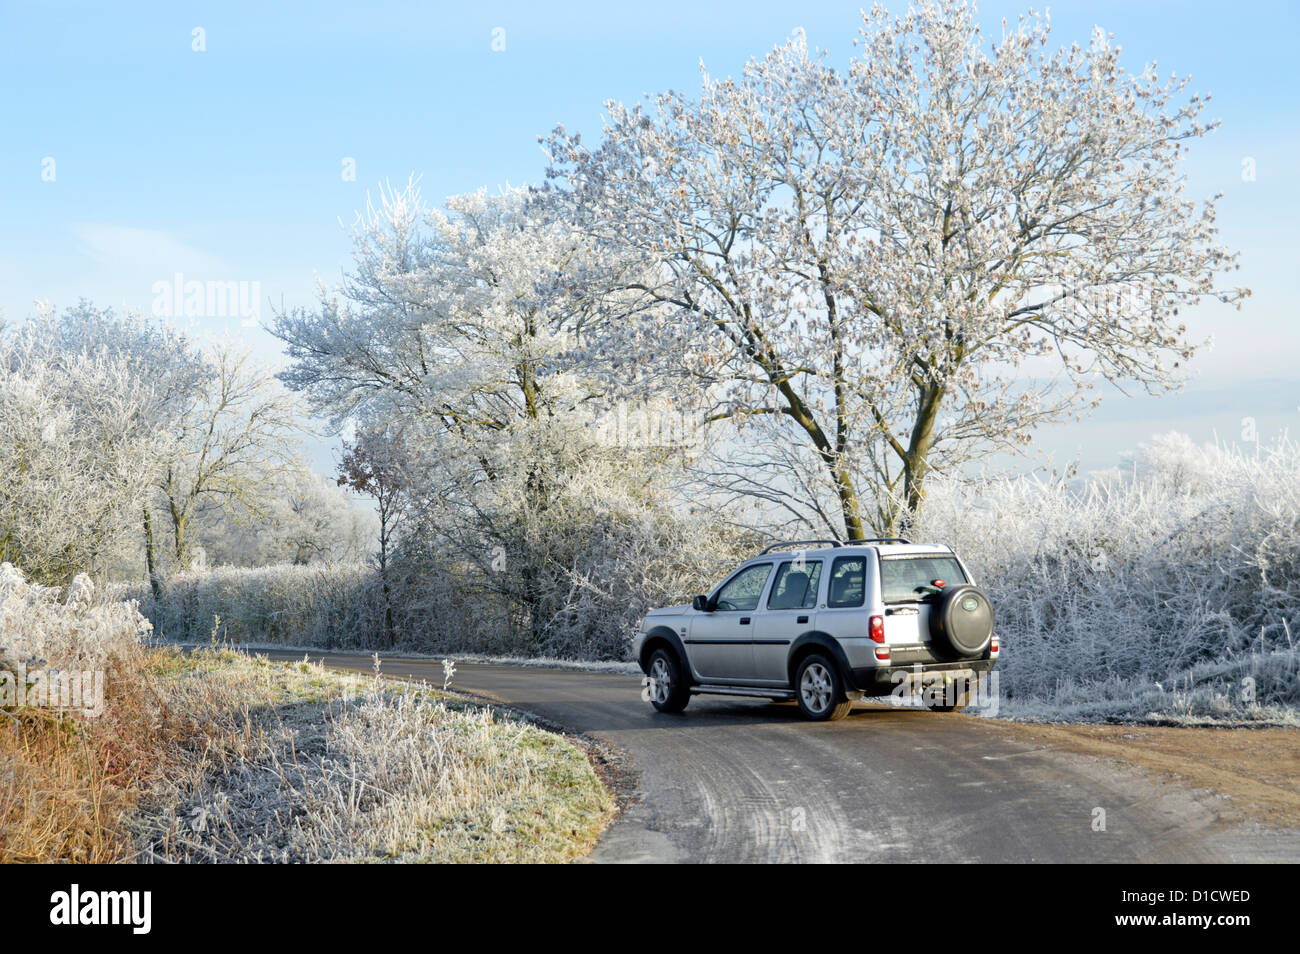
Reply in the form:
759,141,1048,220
787,631,855,687
639,626,693,682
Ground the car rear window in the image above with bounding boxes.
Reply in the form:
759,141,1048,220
879,555,968,603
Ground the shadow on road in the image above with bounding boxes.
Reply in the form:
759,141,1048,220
494,696,951,733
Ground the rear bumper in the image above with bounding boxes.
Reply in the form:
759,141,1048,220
851,658,995,696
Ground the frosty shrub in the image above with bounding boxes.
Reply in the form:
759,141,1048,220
123,563,387,649
0,561,151,676
1,561,158,861
129,464,750,660
392,448,755,661
911,434,1300,722
518,459,755,660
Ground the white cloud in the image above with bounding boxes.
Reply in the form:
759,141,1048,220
71,224,233,276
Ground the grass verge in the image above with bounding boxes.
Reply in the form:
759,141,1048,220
2,647,615,863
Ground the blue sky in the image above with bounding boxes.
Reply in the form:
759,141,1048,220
2,0,1297,474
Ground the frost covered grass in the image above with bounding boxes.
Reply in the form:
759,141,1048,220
2,562,614,862
136,654,614,863
2,563,159,861
913,434,1300,723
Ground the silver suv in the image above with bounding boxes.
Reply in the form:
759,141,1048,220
633,539,998,721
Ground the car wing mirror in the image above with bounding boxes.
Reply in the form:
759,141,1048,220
691,594,711,612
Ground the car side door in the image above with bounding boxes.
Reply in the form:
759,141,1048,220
752,558,822,683
686,562,773,681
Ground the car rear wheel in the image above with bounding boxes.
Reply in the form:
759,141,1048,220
795,654,852,721
647,648,691,713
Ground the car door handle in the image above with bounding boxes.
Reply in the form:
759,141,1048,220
797,615,809,624
739,617,751,625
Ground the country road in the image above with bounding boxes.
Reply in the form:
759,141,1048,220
263,651,1297,863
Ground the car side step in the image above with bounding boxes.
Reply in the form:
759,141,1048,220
691,685,795,699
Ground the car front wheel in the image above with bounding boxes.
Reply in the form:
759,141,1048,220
795,654,852,721
647,648,691,713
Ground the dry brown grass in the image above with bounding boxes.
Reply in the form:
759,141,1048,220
1,644,162,862
3,646,615,863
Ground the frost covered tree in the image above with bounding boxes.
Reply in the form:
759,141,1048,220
261,469,373,565
155,339,304,572
273,184,726,651
188,468,373,568
273,183,605,431
273,184,621,642
271,184,604,526
1,304,317,585
28,302,210,593
0,309,171,583
337,426,411,643
546,0,1247,534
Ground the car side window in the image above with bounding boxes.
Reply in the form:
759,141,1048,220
712,563,773,612
767,560,822,610
827,556,866,608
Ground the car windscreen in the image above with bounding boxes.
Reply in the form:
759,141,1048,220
879,554,968,603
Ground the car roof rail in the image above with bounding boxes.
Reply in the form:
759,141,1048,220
758,539,843,555
842,537,913,546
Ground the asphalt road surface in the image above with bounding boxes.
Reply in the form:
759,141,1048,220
264,651,1296,863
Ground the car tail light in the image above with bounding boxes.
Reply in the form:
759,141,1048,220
874,646,891,661
990,636,1000,654
869,614,885,643
932,579,945,588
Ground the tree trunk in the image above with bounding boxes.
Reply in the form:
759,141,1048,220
832,464,866,541
170,502,190,570
378,508,395,648
902,383,946,521
771,375,866,540
143,506,163,601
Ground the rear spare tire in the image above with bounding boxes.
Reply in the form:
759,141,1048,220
929,585,994,658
